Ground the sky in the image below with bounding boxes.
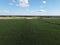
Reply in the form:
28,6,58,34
0,0,60,16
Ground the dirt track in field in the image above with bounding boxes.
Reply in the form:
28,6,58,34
0,17,39,19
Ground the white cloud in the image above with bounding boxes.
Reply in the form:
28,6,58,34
18,0,29,7
19,0,29,4
46,11,60,15
31,10,46,13
19,3,29,7
39,10,46,12
29,9,46,15
9,0,29,7
42,1,46,4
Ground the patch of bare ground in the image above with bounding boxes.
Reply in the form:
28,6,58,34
0,17,39,19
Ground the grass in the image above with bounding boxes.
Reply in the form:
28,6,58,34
0,19,60,45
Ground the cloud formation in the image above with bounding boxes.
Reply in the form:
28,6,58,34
9,0,29,7
18,0,29,7
31,10,46,13
38,10,46,12
42,1,46,4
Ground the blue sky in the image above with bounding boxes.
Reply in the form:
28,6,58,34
0,0,60,16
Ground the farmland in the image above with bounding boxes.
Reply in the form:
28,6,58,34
0,18,60,45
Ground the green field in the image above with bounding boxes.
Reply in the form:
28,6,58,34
0,18,60,45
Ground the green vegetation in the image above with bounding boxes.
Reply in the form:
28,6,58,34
0,19,60,45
